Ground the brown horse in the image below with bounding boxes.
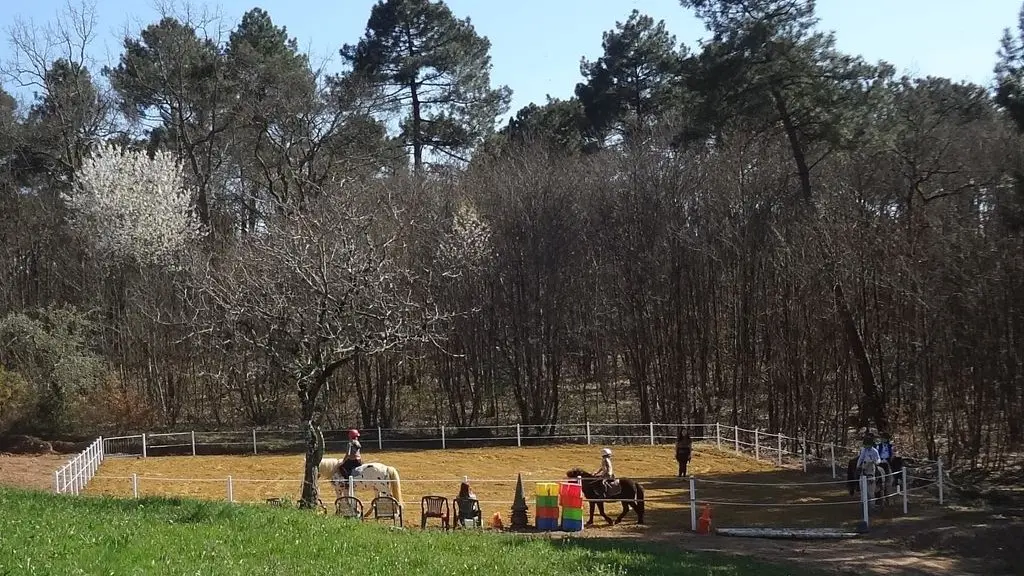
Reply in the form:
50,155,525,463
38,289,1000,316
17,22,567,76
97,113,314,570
566,468,645,525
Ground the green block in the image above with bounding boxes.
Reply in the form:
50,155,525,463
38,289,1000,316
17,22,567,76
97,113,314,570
535,495,558,508
560,507,583,521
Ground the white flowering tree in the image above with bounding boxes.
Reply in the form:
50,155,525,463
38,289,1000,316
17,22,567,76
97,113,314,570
66,142,204,267
436,202,492,275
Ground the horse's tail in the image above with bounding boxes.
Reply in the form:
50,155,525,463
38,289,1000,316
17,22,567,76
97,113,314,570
318,458,339,478
387,466,403,507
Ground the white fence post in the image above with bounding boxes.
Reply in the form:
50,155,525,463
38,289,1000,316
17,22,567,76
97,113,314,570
377,426,383,450
830,444,836,479
132,473,138,498
733,426,739,452
715,423,721,449
902,467,909,514
191,431,196,456
347,476,355,498
689,477,697,532
755,430,760,460
252,429,258,455
441,425,446,450
516,424,521,447
860,475,869,528
142,433,148,458
937,458,944,505
776,433,782,465
586,421,591,445
801,438,807,472
227,476,234,503
53,470,59,494
649,422,655,445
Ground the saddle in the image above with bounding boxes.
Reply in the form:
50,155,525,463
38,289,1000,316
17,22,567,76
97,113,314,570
603,478,621,497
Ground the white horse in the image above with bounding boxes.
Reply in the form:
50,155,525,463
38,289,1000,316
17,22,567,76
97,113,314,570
319,459,404,506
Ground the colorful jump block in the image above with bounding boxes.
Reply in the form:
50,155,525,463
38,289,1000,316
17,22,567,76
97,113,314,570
537,517,559,531
535,483,558,497
560,506,583,521
559,494,583,509
559,482,582,500
535,506,559,520
535,495,558,508
561,518,584,532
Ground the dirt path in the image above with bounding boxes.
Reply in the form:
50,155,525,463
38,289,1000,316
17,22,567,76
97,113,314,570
573,505,1019,576
0,454,69,491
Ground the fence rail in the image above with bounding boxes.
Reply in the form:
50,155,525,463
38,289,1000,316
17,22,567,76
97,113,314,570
82,461,945,531
56,421,946,530
53,437,104,495
99,422,937,479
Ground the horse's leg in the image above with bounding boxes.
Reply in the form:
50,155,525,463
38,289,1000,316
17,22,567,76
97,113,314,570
614,500,629,524
597,502,613,525
586,501,596,525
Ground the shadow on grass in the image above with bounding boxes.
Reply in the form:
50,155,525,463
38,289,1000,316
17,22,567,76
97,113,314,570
503,534,821,576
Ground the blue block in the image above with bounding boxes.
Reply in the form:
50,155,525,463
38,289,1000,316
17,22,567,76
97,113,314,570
561,518,583,532
537,517,559,531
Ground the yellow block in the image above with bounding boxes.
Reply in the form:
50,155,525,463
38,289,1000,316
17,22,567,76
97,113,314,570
534,482,557,496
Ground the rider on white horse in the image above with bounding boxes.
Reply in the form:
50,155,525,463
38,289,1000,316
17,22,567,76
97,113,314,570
856,433,882,472
856,433,883,503
339,429,362,479
595,448,619,495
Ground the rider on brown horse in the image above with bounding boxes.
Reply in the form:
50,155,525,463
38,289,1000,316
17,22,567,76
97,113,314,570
595,448,620,496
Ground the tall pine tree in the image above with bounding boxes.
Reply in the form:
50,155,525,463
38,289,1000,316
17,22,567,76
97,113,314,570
341,0,511,170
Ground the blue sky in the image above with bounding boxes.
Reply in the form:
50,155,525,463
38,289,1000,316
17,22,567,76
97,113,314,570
1,0,1020,118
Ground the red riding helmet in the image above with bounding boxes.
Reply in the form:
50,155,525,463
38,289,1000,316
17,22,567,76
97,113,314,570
348,429,360,440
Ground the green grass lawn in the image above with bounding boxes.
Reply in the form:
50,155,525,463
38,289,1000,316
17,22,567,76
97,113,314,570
0,487,811,576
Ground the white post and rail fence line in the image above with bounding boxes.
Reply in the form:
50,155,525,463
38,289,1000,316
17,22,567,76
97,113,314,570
53,436,105,496
685,466,931,532
77,465,942,531
55,422,943,498
98,422,853,461
97,422,941,478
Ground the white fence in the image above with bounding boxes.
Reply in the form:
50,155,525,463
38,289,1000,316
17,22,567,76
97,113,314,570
100,422,936,478
53,437,105,495
58,421,947,530
86,460,945,530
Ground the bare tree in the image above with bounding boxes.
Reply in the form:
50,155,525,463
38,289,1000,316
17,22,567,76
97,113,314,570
193,183,445,506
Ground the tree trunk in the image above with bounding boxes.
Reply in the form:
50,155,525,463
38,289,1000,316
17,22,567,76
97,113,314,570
299,416,324,508
410,82,423,172
834,282,888,433
771,89,813,203
297,356,353,508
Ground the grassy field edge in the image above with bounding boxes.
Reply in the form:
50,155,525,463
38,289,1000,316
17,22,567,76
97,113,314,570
0,486,817,576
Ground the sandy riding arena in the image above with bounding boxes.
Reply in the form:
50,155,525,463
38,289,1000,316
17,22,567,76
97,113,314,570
85,444,930,531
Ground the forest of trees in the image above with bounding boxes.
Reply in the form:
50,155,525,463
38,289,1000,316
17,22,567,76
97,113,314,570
2,0,1023,497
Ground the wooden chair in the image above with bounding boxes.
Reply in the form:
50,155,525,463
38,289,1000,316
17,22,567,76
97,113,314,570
420,495,450,530
334,496,364,520
454,497,482,528
371,495,404,527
